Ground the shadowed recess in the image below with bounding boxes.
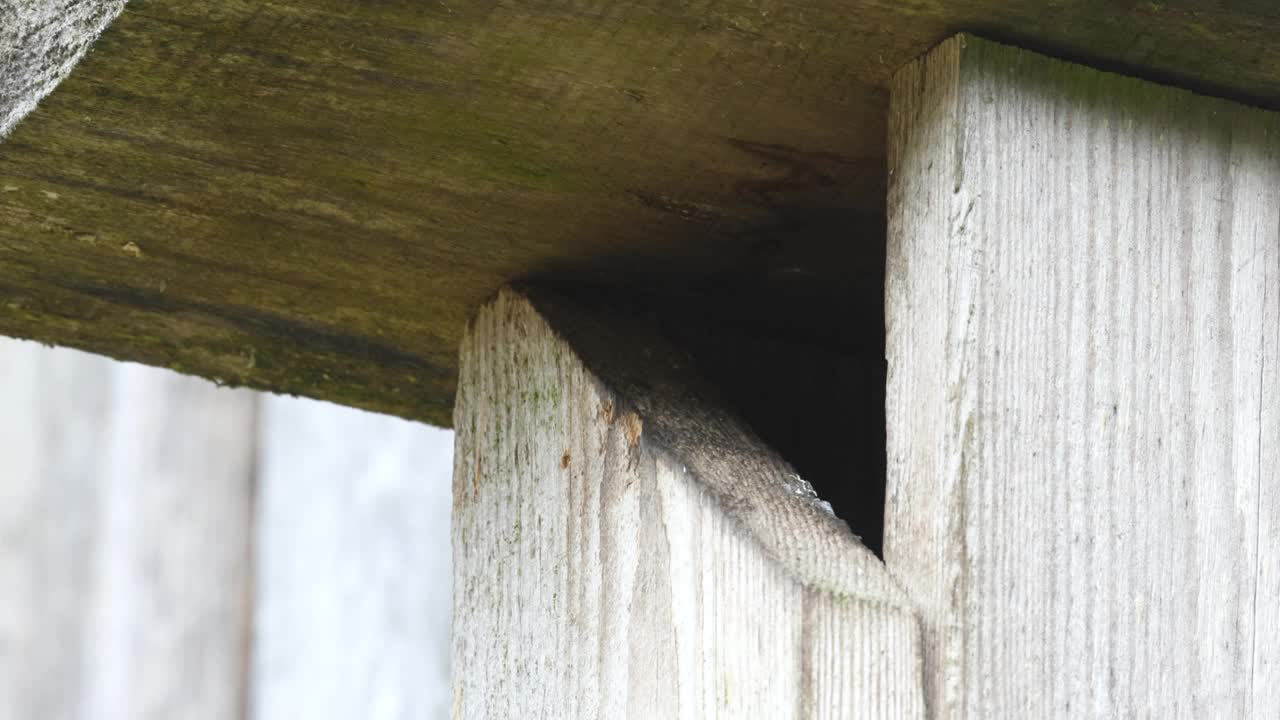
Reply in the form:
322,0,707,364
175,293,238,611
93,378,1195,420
529,279,887,557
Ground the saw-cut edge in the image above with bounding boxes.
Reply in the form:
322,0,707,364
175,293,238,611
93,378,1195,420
453,286,924,718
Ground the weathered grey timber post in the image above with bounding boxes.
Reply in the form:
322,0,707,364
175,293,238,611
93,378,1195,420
886,35,1280,718
451,289,924,718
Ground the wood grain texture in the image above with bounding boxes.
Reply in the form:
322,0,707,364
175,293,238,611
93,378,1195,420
0,0,125,136
252,395,454,720
0,337,257,720
453,288,922,718
4,2,1280,424
886,35,1280,718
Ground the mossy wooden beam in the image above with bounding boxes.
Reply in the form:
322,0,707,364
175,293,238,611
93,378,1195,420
3,1,1280,425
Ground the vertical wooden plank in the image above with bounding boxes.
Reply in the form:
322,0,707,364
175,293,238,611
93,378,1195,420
251,395,453,720
453,288,924,719
0,338,256,719
1248,112,1280,714
886,34,1280,718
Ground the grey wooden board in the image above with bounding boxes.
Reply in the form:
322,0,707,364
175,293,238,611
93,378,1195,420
0,336,454,719
0,0,126,136
453,289,923,719
0,336,257,720
885,34,1280,719
251,394,453,720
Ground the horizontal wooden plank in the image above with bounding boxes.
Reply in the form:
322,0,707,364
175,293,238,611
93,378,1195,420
3,1,1279,423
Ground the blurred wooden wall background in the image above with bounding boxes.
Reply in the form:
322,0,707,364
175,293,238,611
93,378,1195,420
0,337,453,720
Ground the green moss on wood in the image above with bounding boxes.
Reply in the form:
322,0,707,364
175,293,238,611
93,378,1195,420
2,1,1278,424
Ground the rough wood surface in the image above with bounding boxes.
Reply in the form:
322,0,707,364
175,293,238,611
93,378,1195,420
453,288,922,718
0,337,256,720
886,35,1280,718
252,395,454,720
4,2,1280,424
0,0,126,136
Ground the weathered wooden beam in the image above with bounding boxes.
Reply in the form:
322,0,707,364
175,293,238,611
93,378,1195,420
4,2,1280,424
886,35,1280,717
0,1,125,136
453,288,923,718
0,337,256,719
